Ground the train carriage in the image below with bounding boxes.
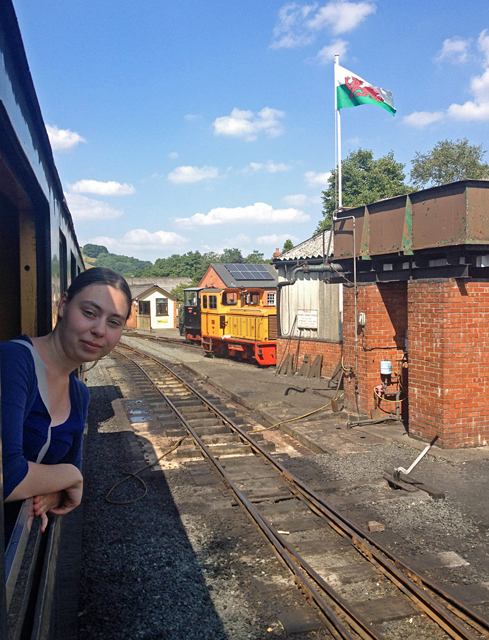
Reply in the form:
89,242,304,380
1,1,85,637
200,287,277,366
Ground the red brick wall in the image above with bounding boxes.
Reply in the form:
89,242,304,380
342,282,408,418
408,280,489,448
276,337,342,378
199,268,227,289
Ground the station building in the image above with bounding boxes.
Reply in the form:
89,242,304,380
126,282,179,331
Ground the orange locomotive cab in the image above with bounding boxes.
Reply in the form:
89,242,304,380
200,287,277,365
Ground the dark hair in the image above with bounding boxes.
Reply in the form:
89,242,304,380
66,268,132,320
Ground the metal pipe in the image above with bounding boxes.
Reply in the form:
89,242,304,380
276,262,344,289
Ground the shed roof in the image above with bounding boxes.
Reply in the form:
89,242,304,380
125,277,191,291
208,263,278,288
273,229,334,262
129,284,175,301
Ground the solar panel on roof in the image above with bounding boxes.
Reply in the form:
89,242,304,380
224,263,274,280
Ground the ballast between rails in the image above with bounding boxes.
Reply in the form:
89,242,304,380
114,343,489,640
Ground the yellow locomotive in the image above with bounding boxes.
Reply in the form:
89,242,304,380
200,287,277,365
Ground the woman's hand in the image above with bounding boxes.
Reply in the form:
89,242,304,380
48,479,83,516
32,478,83,532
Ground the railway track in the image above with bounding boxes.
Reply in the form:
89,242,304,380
113,342,489,640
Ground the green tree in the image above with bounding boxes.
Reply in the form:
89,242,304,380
245,250,266,264
317,148,409,233
83,243,109,258
95,252,151,276
282,239,294,252
220,248,244,264
410,138,489,189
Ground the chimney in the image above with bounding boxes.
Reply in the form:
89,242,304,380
273,247,281,258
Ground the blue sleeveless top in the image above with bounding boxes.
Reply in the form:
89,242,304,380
0,335,89,499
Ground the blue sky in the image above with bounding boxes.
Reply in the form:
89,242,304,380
13,0,489,262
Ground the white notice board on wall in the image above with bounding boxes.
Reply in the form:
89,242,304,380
297,310,318,329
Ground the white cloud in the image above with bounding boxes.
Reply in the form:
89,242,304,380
436,37,471,64
175,202,310,228
168,151,179,159
271,1,375,49
167,165,219,184
306,1,376,35
46,125,86,151
282,193,322,206
89,229,187,256
403,111,445,128
304,171,331,187
479,29,489,66
67,179,136,196
256,233,300,245
406,29,489,127
213,107,285,141
312,40,348,64
245,161,291,173
65,193,123,222
184,114,201,121
223,233,251,246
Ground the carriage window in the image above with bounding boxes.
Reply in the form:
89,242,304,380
222,291,238,305
184,290,198,306
139,301,150,315
59,231,67,293
70,251,76,284
156,297,168,316
267,292,276,306
202,295,207,309
209,295,217,309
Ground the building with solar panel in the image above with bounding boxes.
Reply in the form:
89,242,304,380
199,263,278,306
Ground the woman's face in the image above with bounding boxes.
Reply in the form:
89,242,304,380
57,284,130,363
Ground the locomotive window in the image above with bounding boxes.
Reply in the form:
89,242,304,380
59,231,67,294
209,295,217,309
222,291,238,305
184,290,198,306
246,292,260,305
267,292,276,306
139,301,150,315
202,295,207,309
156,297,168,316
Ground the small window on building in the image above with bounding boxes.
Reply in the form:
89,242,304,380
267,292,276,306
139,300,150,315
156,297,168,316
222,291,238,305
202,295,208,309
209,295,217,309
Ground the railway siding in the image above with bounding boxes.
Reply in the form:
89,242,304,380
78,337,489,638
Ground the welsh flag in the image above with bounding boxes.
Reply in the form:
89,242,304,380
335,64,396,116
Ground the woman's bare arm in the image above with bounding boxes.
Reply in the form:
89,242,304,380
4,461,82,503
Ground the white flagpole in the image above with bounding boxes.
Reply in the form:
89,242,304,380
334,54,342,208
